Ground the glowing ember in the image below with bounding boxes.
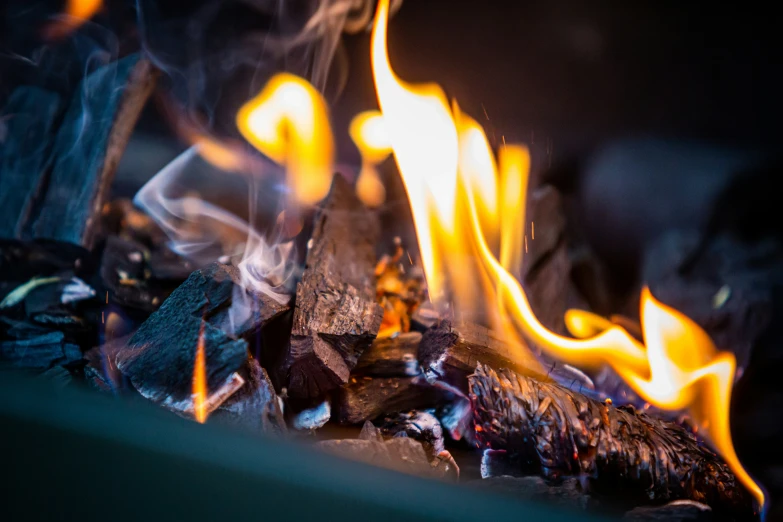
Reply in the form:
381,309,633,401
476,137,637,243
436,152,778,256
44,0,102,39
236,73,334,206
192,320,208,424
369,0,764,509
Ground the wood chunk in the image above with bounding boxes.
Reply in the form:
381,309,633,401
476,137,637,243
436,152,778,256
0,330,81,370
279,176,383,398
116,263,289,413
288,398,331,431
25,54,157,250
210,358,286,436
0,87,62,238
379,410,445,459
469,364,756,519
336,376,443,425
418,319,546,393
353,332,421,377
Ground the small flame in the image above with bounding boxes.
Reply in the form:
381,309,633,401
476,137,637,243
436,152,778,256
193,320,208,424
370,0,763,509
351,110,391,207
44,0,102,39
237,73,334,206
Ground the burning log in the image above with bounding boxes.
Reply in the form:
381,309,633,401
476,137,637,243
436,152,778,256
353,332,421,377
0,54,157,250
277,176,383,398
335,375,444,425
469,364,756,519
116,263,289,416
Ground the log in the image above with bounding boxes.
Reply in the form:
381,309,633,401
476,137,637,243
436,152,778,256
353,332,421,377
418,319,548,393
335,375,443,425
116,263,289,415
0,54,157,250
278,175,383,398
469,364,756,519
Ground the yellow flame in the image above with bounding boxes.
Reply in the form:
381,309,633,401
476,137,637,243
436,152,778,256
44,0,102,39
237,73,334,206
350,110,391,207
370,0,763,509
192,321,208,424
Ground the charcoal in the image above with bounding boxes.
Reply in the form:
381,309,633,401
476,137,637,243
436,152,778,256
353,332,421,377
27,55,157,250
480,449,526,478
469,364,756,518
379,410,445,459
624,500,713,521
418,319,547,393
116,263,289,415
0,87,62,239
435,397,473,442
335,375,444,425
39,365,74,388
0,331,81,370
359,420,384,443
277,176,383,398
466,476,594,512
100,235,161,311
288,398,331,431
210,358,286,436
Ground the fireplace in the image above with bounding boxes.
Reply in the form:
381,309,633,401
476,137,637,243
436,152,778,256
1,1,780,520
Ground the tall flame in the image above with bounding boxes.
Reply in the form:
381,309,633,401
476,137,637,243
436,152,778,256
237,73,334,206
369,0,763,509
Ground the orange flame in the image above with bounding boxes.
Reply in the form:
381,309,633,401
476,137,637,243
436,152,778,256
237,73,334,206
44,0,102,39
370,0,763,509
350,110,391,207
192,321,208,424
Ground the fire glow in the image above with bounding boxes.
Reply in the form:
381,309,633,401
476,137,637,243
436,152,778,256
44,0,102,39
232,0,764,510
192,320,208,424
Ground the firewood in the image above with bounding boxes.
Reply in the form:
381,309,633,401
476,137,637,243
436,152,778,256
353,332,421,377
116,263,289,415
277,176,383,398
335,375,443,425
418,319,546,392
469,364,756,519
0,54,157,250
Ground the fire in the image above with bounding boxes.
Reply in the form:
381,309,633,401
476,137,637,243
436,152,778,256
237,73,334,206
350,110,391,207
369,0,764,509
44,0,102,39
192,320,208,424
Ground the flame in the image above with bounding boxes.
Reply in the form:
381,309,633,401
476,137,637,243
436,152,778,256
351,110,391,207
44,0,102,39
370,0,763,509
192,320,208,424
237,73,334,206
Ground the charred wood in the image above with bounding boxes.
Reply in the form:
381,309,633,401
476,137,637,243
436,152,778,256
418,319,546,393
353,332,421,377
278,176,383,398
336,375,444,425
469,364,756,519
1,55,157,250
116,263,289,415
379,410,445,459
210,358,286,436
0,330,81,370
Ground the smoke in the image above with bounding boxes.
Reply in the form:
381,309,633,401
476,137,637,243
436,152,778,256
134,145,296,305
